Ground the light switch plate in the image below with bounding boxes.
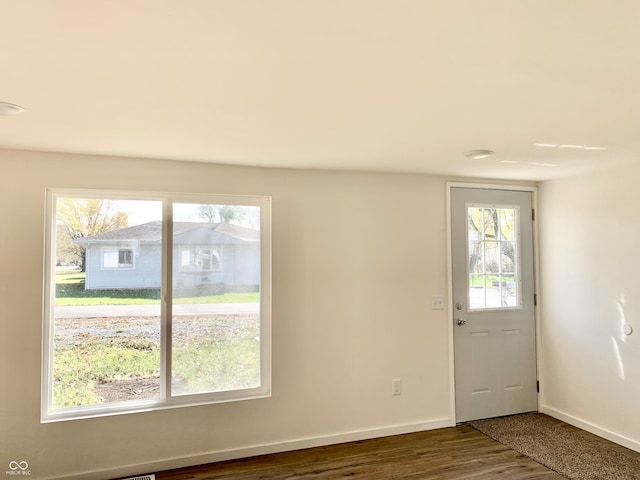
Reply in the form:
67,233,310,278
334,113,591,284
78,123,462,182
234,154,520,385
431,295,445,310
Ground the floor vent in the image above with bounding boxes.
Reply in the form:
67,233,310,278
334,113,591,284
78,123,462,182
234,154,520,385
121,475,155,480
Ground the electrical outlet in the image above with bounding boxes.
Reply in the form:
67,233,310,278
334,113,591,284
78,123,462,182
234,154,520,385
392,379,402,396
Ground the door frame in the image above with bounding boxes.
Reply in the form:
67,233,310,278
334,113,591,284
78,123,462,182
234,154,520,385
446,182,541,423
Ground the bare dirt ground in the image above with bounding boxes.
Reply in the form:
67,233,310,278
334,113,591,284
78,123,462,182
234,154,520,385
95,377,161,402
54,314,258,347
54,314,258,403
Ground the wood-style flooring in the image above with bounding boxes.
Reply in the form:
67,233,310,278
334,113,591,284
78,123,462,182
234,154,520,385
153,425,565,479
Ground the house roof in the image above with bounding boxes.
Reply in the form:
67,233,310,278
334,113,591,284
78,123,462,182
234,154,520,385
75,221,259,244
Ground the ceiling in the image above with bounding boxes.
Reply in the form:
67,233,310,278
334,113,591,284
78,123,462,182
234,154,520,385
1,1,639,181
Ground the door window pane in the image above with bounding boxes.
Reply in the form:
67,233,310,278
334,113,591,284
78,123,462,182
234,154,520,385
500,210,516,241
467,204,521,309
484,241,500,274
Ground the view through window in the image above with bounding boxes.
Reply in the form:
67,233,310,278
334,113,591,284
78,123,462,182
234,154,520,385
44,191,270,421
467,204,521,309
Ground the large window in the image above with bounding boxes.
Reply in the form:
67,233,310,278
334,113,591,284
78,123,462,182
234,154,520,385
42,190,271,422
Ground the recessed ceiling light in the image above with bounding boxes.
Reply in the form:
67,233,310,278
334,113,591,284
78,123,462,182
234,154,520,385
558,144,585,149
533,143,557,148
0,101,24,116
464,149,494,160
500,160,521,164
583,146,607,151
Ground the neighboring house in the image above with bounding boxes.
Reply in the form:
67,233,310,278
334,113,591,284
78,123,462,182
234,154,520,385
75,221,260,292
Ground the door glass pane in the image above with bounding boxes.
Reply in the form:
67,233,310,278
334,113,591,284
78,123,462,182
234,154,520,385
502,275,517,307
468,241,483,274
482,208,497,239
501,243,516,273
172,203,262,395
484,241,500,274
467,204,520,310
500,210,516,241
484,276,502,309
52,198,162,408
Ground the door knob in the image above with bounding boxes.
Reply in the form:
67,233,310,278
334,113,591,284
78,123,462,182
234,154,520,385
456,318,467,326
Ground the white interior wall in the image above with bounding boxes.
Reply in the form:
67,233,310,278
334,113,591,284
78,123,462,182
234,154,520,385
0,149,457,480
539,166,640,451
11,148,638,478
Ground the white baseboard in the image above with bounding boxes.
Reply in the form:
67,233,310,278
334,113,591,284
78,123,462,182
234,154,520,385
541,404,640,453
52,418,454,480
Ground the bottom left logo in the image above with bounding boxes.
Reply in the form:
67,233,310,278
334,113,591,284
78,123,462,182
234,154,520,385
6,461,30,476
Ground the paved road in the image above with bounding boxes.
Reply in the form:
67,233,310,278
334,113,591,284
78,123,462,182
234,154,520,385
55,302,259,319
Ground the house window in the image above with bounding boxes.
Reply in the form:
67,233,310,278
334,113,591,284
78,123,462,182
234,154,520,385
102,248,134,269
180,248,221,271
43,190,271,422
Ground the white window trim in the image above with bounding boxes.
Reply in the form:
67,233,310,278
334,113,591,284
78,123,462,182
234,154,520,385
42,189,271,423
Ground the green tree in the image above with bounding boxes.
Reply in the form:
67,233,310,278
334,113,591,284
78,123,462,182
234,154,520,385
196,204,247,224
57,198,129,271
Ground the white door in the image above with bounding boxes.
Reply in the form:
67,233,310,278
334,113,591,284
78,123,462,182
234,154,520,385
451,187,537,422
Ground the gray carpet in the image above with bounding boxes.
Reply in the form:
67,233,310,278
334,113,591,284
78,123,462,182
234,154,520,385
469,413,640,479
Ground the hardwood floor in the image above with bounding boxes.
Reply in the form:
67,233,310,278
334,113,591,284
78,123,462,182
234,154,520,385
153,425,564,479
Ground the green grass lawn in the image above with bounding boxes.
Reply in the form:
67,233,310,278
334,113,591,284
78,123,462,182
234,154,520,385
55,268,259,306
53,337,161,407
172,336,260,395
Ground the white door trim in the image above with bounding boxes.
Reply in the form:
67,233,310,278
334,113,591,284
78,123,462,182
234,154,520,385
446,182,541,423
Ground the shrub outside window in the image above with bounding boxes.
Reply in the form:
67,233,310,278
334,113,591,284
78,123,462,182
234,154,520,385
42,190,271,422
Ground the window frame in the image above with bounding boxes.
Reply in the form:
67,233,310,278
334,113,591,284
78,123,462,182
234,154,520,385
42,189,271,423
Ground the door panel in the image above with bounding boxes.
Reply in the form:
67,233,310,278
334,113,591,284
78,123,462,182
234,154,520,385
503,329,524,389
451,187,537,422
470,332,491,394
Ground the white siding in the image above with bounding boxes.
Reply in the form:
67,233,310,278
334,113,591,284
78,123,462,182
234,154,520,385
85,243,162,289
